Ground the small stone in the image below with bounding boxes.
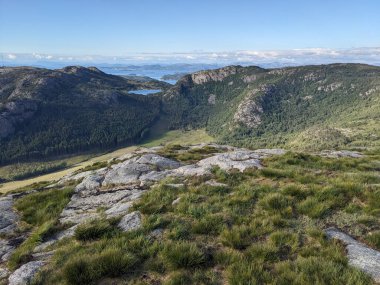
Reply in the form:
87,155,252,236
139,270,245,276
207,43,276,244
166,183,185,188
118,211,142,232
204,180,227,187
149,228,164,240
172,197,181,205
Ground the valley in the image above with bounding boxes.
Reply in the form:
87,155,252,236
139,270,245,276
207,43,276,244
0,63,379,284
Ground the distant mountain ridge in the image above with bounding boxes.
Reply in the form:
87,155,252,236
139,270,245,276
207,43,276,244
1,63,379,164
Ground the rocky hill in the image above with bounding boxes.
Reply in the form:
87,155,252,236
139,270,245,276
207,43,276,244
1,63,379,165
0,66,170,164
0,144,379,284
161,63,380,151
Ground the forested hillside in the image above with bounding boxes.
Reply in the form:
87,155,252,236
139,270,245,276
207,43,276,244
162,64,380,151
0,66,169,164
1,63,379,165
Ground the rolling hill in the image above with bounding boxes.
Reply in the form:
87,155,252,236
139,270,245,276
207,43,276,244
1,63,379,165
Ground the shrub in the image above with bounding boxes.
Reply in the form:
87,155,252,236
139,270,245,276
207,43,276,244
245,242,280,263
168,221,192,240
63,256,98,285
365,230,380,250
269,231,299,252
260,168,293,179
161,241,206,269
274,256,372,285
8,221,54,269
192,214,224,235
75,219,118,241
281,184,308,200
95,248,137,277
14,187,73,226
259,193,293,216
227,260,271,285
297,197,331,218
220,225,254,250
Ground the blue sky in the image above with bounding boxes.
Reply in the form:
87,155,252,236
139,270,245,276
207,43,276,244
0,0,379,64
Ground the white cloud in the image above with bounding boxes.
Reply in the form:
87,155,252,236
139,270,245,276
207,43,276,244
1,47,380,66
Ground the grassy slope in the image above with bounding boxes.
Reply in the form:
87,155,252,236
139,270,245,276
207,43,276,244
29,147,380,285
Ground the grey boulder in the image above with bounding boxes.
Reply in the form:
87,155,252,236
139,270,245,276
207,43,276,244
325,227,380,282
118,211,142,232
8,261,44,285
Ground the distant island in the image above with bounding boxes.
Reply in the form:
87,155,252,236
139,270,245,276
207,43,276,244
161,72,188,81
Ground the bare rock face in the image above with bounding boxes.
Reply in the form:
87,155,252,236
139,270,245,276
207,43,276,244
74,171,106,195
253,149,287,156
118,211,142,232
0,239,15,262
58,145,285,231
0,196,19,235
58,153,182,226
191,66,240,85
60,188,142,225
8,260,44,285
233,89,263,128
197,150,263,171
208,94,216,105
318,150,363,158
103,154,180,186
325,227,380,283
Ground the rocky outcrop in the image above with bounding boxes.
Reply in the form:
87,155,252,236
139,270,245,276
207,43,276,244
325,227,380,283
0,196,19,235
318,150,363,158
118,211,142,232
0,144,288,283
58,145,285,227
8,261,45,285
233,89,263,128
103,154,180,186
60,187,144,225
0,239,15,262
33,225,78,253
191,66,241,85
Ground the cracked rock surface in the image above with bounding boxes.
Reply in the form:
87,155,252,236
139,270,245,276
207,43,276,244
59,146,283,227
0,196,19,235
325,227,380,282
8,261,45,285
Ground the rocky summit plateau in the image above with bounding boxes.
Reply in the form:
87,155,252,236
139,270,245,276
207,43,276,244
1,143,380,284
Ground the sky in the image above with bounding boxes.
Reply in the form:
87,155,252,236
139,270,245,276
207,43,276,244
1,0,380,65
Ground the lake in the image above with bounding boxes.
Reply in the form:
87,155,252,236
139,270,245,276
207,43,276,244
128,89,161,95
